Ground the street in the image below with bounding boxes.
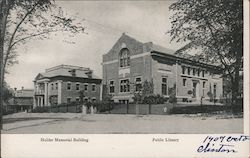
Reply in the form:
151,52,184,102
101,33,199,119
1,112,243,134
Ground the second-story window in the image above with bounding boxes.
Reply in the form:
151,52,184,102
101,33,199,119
192,68,196,76
76,83,80,91
187,67,191,75
109,80,115,93
202,70,205,77
120,48,130,68
198,69,201,76
51,83,54,90
92,84,96,92
182,66,186,74
67,82,71,90
84,84,88,91
55,83,58,90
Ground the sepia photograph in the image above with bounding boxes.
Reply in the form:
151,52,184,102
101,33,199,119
1,0,250,157
0,0,246,136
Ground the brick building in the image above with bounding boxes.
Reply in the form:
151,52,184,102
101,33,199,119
34,65,102,107
102,33,223,103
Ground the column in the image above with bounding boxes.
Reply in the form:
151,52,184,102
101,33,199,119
44,82,48,106
38,97,40,106
196,82,200,100
48,83,51,106
99,83,103,101
33,82,37,108
58,80,62,104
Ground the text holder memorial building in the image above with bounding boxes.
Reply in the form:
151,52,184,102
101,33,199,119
102,33,223,103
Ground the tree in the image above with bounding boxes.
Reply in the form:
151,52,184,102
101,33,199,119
168,84,177,104
168,0,243,111
0,0,86,129
2,81,13,103
141,80,154,114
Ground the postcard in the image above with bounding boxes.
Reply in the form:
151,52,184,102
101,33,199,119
1,0,249,157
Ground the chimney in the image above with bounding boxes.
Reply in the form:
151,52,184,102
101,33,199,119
86,70,93,78
69,69,76,77
21,86,24,90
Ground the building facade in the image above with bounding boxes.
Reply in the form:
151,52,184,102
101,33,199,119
6,87,33,112
34,65,102,107
102,33,223,103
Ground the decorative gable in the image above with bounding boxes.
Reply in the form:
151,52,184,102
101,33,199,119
34,73,45,80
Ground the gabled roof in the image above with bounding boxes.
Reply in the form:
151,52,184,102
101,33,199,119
121,33,175,55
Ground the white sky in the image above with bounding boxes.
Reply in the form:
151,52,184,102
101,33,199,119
6,0,185,89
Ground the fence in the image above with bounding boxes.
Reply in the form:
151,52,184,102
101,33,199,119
102,103,174,115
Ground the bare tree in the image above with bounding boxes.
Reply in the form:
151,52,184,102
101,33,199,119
0,0,86,129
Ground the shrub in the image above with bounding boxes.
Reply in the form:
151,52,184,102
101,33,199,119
31,106,49,113
92,101,114,112
142,94,166,104
168,84,177,104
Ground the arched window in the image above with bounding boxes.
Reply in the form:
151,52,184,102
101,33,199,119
120,48,130,67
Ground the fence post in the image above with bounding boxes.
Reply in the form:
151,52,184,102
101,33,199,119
127,102,129,114
136,103,139,116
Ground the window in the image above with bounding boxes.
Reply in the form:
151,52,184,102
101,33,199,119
109,80,115,93
213,84,217,98
135,77,142,92
187,67,191,75
192,68,196,76
55,83,58,90
92,84,96,92
120,79,130,93
120,48,130,67
76,83,80,91
203,82,206,88
198,69,200,76
92,98,96,102
202,70,205,77
182,66,186,74
67,98,71,104
84,84,88,91
51,83,54,90
162,77,168,95
67,82,71,90
76,97,80,102
183,78,186,86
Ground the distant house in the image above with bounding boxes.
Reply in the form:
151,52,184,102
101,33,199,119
7,87,33,112
102,33,223,103
33,65,102,107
